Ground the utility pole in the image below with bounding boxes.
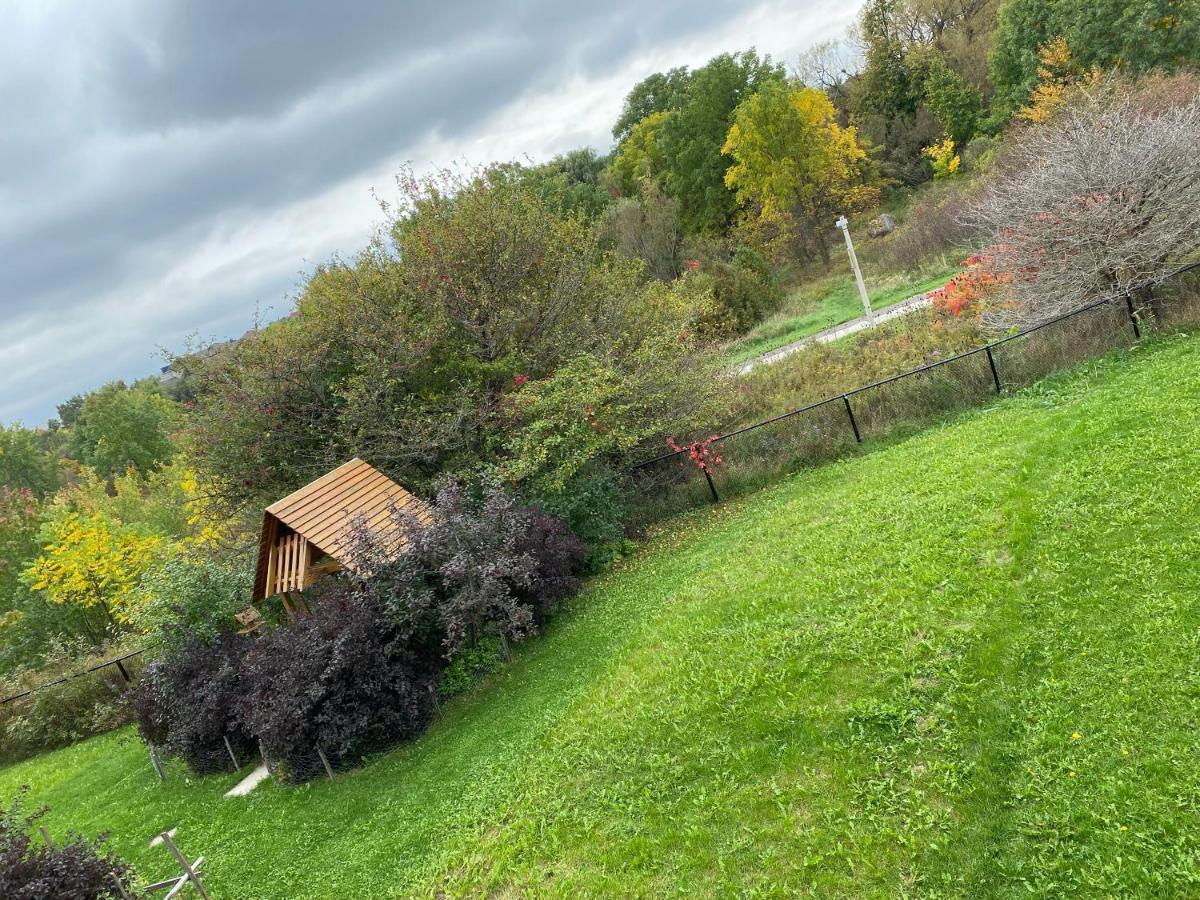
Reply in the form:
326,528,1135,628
836,215,872,322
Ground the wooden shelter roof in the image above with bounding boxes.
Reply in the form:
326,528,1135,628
251,458,430,602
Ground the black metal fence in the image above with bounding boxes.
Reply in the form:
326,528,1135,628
631,264,1200,513
0,649,145,706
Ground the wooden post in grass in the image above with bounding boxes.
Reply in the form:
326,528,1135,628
108,872,133,900
223,735,241,771
316,745,336,781
149,744,166,781
155,832,210,900
39,826,54,849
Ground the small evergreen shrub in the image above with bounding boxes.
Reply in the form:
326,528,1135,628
0,788,135,900
239,588,437,781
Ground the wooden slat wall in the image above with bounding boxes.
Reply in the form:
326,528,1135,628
268,533,311,596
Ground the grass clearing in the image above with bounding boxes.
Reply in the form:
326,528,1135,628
728,265,958,365
5,333,1200,896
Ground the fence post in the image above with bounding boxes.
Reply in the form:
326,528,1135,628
1124,293,1142,339
842,395,862,443
985,346,1002,393
701,465,720,503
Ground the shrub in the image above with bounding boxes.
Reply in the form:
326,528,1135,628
515,507,588,626
0,788,135,900
131,633,256,775
134,550,253,657
532,465,630,572
358,476,589,655
239,587,436,781
692,249,785,339
0,640,139,766
970,73,1200,328
877,181,978,272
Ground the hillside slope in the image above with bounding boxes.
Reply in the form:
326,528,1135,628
4,333,1200,897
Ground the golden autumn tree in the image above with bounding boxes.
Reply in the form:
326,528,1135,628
722,82,880,266
22,512,162,644
1019,38,1082,123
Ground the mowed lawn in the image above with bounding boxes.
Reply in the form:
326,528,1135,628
5,333,1200,897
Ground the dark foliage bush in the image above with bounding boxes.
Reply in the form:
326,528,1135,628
130,633,256,775
359,476,588,659
516,507,588,626
0,788,135,900
239,587,437,781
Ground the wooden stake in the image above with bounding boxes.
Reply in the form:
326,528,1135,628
160,832,211,900
39,825,54,850
316,745,336,781
223,734,241,771
149,744,166,781
108,871,133,900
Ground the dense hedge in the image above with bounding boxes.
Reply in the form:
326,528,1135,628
131,633,256,774
240,588,438,781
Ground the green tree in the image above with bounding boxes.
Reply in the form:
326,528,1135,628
658,51,786,234
0,426,60,497
518,148,612,219
612,66,691,143
723,82,881,266
920,53,981,145
184,166,716,522
609,110,670,197
69,380,179,478
989,0,1200,122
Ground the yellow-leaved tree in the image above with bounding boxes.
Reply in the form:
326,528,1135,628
722,81,879,266
23,512,162,644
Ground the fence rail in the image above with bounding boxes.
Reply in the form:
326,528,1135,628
0,648,145,705
632,262,1200,508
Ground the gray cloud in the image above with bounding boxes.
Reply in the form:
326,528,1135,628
0,0,856,426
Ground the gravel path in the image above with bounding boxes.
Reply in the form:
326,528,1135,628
737,290,935,374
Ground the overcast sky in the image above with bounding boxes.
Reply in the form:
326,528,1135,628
0,0,859,427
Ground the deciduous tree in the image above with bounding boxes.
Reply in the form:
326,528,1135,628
723,82,880,266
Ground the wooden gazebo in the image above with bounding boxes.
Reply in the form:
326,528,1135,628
249,458,430,616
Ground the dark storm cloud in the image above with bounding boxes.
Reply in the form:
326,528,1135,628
0,0,849,425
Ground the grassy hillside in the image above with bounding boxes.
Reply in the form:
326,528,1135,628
5,332,1200,897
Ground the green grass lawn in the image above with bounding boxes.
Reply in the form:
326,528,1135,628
728,267,958,365
6,333,1200,897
